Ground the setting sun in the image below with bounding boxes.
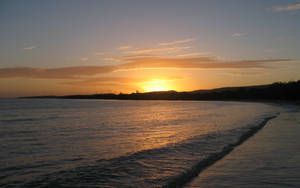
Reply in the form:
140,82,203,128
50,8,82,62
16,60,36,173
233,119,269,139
142,79,172,92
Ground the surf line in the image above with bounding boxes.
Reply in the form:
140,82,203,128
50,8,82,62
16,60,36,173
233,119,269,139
163,115,278,188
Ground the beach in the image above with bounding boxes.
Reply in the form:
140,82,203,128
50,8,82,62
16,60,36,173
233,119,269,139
1,1,300,187
187,103,300,187
0,99,282,187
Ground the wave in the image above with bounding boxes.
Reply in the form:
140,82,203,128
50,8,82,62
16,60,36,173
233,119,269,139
0,116,60,124
1,118,36,123
25,115,278,188
163,115,277,188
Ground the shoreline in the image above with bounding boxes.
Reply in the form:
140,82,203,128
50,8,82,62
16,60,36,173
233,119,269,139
164,115,278,188
186,103,300,187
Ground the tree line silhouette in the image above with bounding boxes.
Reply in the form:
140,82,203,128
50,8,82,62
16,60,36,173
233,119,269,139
23,80,300,101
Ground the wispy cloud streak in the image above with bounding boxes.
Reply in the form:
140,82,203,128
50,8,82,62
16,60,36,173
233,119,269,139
159,38,196,46
126,46,190,54
0,58,294,79
118,46,132,50
177,52,211,57
226,71,265,76
232,33,246,38
24,45,36,50
269,3,300,12
62,76,182,86
80,57,89,61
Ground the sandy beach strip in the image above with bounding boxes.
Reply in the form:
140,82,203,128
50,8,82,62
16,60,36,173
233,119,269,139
186,104,300,188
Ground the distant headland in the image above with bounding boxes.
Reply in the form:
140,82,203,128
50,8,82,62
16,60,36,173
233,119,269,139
21,80,300,101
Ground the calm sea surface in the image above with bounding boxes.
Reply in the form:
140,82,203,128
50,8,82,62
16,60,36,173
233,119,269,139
0,99,281,187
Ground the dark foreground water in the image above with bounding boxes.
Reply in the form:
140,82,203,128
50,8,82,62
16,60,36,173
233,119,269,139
0,99,282,187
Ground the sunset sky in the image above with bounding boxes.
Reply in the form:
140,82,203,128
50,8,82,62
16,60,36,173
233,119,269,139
1,0,300,97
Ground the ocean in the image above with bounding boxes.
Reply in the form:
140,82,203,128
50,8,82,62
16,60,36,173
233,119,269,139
0,99,283,187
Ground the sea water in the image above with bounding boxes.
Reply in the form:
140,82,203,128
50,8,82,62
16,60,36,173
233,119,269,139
0,99,281,187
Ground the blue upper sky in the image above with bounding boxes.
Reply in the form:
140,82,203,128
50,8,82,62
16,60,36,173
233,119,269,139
1,0,299,67
0,0,300,96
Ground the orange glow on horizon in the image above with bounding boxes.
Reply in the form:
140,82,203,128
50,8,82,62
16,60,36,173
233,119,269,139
141,79,173,92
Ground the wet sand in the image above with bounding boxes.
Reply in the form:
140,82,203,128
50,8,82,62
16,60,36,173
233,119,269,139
186,105,300,187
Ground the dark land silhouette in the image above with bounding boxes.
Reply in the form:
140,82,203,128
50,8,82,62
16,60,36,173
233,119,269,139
22,80,300,101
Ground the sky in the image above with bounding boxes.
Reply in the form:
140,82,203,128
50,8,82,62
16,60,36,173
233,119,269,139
1,0,300,97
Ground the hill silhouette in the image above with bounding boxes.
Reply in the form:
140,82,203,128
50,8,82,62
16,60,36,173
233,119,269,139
22,80,300,101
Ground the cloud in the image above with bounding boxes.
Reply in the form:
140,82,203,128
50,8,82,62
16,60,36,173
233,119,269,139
226,71,266,76
0,58,294,79
94,52,105,56
62,76,182,86
62,77,140,86
110,38,196,56
24,45,36,50
159,38,196,46
80,57,89,61
102,57,124,62
177,52,212,57
103,57,117,61
269,3,300,12
103,54,157,62
118,58,293,70
126,46,191,54
232,33,246,38
118,46,132,50
121,54,157,58
0,66,116,79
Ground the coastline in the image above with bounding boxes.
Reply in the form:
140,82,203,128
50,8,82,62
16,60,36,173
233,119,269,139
18,80,300,102
186,103,300,187
163,115,278,188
